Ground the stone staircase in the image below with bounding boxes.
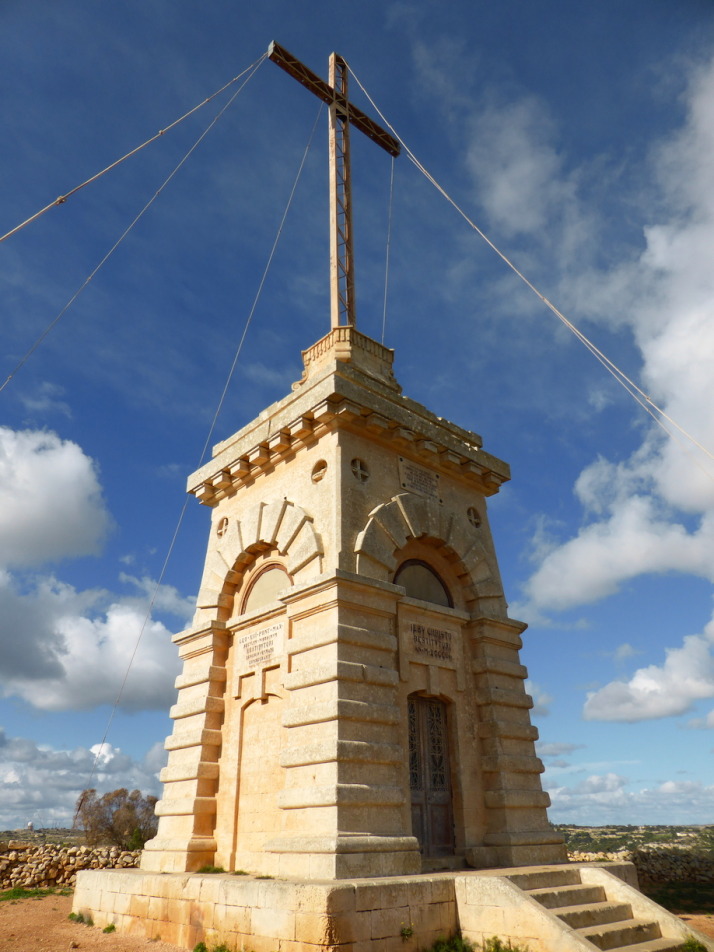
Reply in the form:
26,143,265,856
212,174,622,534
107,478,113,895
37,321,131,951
506,866,690,951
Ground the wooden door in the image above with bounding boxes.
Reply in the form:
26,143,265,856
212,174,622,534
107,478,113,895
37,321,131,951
408,696,454,856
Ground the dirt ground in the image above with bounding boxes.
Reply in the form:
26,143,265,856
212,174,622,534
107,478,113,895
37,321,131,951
0,893,183,952
1,891,714,951
679,913,714,940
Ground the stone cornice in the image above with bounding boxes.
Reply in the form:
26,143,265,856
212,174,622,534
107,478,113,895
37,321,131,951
189,385,509,507
188,329,510,507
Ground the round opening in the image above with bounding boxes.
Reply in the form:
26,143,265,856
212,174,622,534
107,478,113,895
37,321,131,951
467,506,481,528
311,460,328,483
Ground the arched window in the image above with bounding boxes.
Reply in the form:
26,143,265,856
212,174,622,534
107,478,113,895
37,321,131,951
241,563,291,615
394,560,452,608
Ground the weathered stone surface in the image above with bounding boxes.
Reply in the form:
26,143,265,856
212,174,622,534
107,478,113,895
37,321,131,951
73,862,714,952
140,326,563,880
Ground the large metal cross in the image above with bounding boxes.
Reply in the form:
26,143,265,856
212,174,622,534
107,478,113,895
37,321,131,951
268,42,400,330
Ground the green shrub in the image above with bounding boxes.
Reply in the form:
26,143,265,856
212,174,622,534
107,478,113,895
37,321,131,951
103,923,117,933
196,865,226,874
482,939,531,952
681,937,708,952
426,936,475,952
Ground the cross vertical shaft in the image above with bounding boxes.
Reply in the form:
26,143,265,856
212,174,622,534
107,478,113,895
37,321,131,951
268,42,400,332
328,54,355,328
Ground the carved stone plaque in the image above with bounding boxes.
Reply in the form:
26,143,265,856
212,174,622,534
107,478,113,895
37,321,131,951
408,622,455,661
398,457,441,502
236,620,284,675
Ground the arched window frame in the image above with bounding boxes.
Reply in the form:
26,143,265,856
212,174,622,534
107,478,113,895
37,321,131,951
393,558,453,609
240,560,292,616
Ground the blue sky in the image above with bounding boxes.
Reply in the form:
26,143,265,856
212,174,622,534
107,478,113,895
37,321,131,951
2,0,714,831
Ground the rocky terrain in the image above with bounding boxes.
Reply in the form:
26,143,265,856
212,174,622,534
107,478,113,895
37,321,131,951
0,840,139,890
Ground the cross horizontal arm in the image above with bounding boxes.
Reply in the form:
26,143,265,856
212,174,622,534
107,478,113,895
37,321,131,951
268,41,400,157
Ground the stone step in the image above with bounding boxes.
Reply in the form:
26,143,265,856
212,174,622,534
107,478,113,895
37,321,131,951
506,867,583,891
578,918,662,950
528,883,607,908
555,900,634,930
607,939,684,952
422,855,467,872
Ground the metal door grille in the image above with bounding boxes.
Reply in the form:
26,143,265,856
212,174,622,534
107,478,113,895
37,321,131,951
408,696,454,856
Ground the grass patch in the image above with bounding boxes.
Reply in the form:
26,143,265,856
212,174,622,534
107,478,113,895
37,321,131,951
681,937,708,952
192,944,232,952
420,937,530,952
425,937,475,952
0,886,70,902
642,881,714,914
195,865,226,874
232,869,249,875
103,923,117,933
481,939,531,952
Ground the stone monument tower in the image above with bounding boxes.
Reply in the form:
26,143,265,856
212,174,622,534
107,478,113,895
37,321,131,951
76,44,711,952
140,42,564,882
140,324,566,879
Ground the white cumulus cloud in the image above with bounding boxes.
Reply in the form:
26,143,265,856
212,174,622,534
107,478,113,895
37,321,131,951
466,97,570,238
0,729,166,830
0,573,188,712
0,427,111,569
0,426,191,712
506,55,714,725
547,772,714,825
525,679,552,718
584,617,714,722
523,490,714,612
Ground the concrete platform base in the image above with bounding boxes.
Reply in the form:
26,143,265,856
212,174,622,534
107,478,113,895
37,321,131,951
73,860,712,952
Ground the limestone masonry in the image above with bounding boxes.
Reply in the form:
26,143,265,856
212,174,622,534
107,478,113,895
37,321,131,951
140,326,565,879
73,327,714,951
73,327,577,950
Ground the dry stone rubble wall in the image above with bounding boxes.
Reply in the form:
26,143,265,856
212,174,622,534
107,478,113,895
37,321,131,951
0,841,139,890
570,848,714,885
2,841,713,891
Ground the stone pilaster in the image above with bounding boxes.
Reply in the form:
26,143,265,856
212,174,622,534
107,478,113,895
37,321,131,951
261,574,421,879
469,616,566,867
141,623,228,873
